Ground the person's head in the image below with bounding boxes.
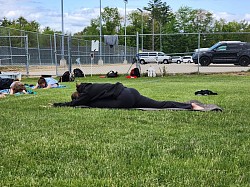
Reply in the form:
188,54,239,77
38,77,47,88
71,91,80,100
12,82,26,94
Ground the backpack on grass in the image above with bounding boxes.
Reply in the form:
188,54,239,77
130,68,140,77
107,70,118,78
73,68,85,77
59,71,74,82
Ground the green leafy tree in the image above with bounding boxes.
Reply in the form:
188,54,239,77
42,26,56,35
76,18,100,36
175,6,195,33
144,0,174,51
127,10,143,34
0,17,12,27
191,9,214,33
126,10,151,48
76,6,122,37
101,7,122,35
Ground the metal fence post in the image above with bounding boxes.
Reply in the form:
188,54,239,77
68,34,72,73
197,32,200,74
25,35,29,76
8,28,13,65
50,34,54,65
54,33,58,76
136,32,140,70
37,32,41,65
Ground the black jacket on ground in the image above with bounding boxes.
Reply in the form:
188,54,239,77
54,82,124,107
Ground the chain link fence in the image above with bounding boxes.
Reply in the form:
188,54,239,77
1,26,250,76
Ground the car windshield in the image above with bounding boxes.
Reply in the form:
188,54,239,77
209,42,222,50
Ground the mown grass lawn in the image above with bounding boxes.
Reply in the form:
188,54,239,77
0,74,250,186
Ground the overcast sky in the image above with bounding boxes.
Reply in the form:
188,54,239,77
0,0,250,33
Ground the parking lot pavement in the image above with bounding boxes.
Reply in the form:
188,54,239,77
20,63,250,77
139,63,250,74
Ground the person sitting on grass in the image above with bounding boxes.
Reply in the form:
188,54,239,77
10,80,27,94
33,77,59,89
53,82,204,110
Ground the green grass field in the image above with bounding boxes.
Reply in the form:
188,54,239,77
1,74,250,186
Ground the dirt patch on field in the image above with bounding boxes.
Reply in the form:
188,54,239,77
0,66,56,72
0,66,26,72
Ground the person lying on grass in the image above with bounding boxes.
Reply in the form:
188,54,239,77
10,80,27,94
33,77,59,89
53,82,204,110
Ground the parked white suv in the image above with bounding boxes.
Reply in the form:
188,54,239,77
138,51,172,64
171,56,183,64
182,56,193,63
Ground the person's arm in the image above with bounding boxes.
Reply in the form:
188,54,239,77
43,84,52,89
53,93,91,107
32,83,39,89
53,101,74,107
9,88,14,95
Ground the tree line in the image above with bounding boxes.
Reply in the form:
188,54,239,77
1,0,250,53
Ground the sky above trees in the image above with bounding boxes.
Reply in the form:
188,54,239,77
0,0,250,34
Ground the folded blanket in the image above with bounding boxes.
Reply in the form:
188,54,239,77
0,89,36,95
15,90,37,95
56,85,66,88
0,89,10,94
25,84,66,89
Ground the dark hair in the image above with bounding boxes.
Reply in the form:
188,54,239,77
38,77,47,87
12,82,26,94
71,92,80,100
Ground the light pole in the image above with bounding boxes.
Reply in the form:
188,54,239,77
137,8,143,51
61,0,64,60
152,2,155,51
98,0,103,65
159,22,162,51
123,0,128,64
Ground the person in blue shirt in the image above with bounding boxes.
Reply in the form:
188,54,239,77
33,77,59,89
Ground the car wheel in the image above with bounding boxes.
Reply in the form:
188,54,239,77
177,60,181,64
239,56,250,66
188,60,191,63
199,56,211,66
140,59,146,64
163,59,169,64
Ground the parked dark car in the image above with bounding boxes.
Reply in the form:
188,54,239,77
192,41,250,66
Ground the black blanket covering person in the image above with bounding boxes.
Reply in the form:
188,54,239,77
53,82,194,109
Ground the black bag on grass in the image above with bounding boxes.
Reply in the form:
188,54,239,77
59,71,74,82
73,68,84,77
107,70,118,78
